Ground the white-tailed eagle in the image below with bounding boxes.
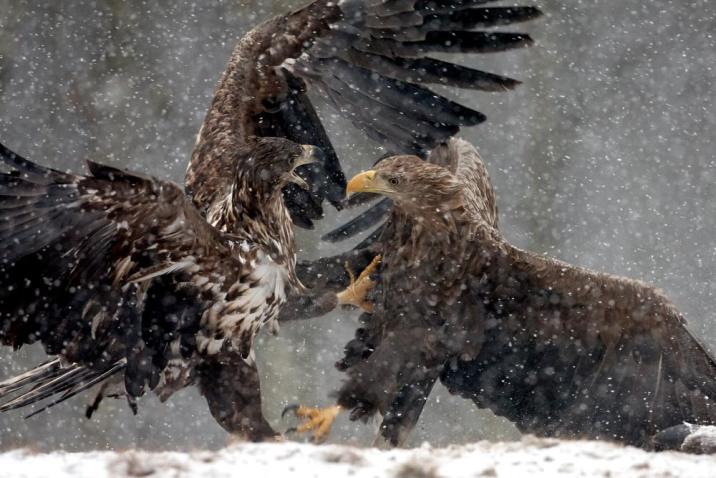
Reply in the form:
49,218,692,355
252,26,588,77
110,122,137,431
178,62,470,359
286,139,716,452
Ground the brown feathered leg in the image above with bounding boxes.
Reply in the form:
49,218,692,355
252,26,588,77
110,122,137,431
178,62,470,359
336,255,381,312
375,370,440,448
198,350,278,442
277,248,380,323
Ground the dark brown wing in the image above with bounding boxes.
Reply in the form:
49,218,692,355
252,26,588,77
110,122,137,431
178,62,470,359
442,241,716,447
188,0,541,228
0,142,244,412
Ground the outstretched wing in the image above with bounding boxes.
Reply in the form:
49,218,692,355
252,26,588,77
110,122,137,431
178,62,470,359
188,0,541,228
0,142,246,410
442,242,716,447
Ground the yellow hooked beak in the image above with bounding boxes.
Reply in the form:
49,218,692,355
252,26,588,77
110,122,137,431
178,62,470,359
346,170,378,195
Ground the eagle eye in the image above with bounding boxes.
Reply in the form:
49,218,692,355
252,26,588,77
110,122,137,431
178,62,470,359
388,176,400,186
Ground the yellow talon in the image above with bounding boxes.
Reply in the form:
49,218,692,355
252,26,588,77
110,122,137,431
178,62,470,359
284,405,342,443
336,255,382,313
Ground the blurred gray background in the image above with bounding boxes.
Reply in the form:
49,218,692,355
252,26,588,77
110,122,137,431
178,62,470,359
1,0,715,451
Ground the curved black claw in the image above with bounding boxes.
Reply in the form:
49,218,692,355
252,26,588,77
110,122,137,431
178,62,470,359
279,404,342,443
282,403,300,419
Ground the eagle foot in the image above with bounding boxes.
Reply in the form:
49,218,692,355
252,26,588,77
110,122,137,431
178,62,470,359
336,255,382,313
282,404,342,443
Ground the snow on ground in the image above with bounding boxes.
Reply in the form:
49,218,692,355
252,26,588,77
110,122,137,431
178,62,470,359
2,437,715,478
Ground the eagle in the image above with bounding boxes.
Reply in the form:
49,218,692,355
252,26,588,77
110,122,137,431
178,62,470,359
285,138,716,451
0,138,322,440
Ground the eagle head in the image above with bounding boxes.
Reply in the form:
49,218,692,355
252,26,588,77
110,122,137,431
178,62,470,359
240,137,323,194
346,155,464,216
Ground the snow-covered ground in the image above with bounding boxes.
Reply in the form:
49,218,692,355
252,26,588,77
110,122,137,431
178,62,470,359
2,437,715,478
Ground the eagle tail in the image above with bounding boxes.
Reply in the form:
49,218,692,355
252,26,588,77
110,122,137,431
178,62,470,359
0,358,126,417
0,359,62,396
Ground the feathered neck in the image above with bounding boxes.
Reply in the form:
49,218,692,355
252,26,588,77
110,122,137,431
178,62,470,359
390,192,498,268
394,189,467,233
206,175,301,290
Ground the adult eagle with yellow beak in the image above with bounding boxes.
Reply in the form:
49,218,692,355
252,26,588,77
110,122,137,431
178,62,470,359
287,138,716,452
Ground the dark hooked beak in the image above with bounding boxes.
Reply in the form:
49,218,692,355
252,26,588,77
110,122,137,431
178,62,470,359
289,145,324,191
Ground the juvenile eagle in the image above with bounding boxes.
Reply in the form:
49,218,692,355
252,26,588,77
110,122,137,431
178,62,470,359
0,138,321,440
287,139,716,451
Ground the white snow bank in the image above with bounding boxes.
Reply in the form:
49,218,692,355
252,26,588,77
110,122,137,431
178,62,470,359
2,437,715,478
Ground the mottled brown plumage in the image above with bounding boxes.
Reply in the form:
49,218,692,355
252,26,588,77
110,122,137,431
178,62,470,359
293,138,716,450
0,138,315,440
